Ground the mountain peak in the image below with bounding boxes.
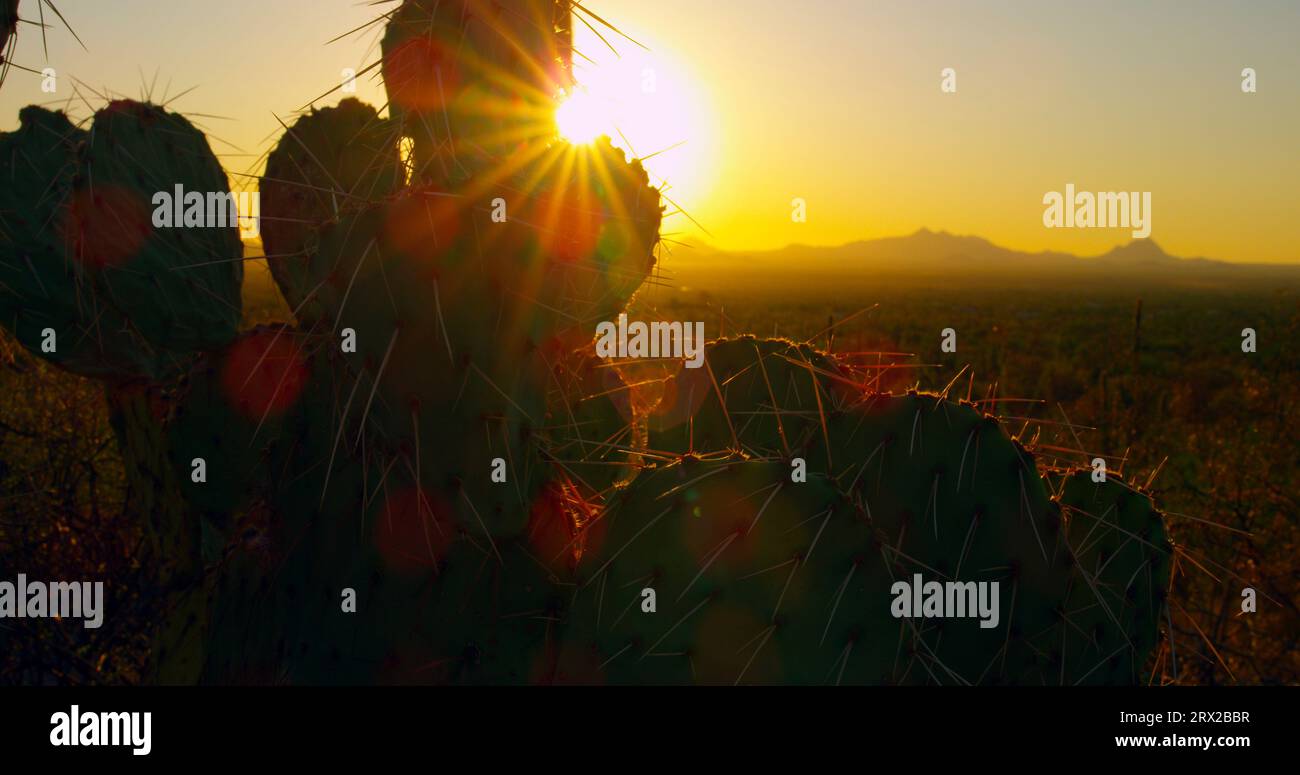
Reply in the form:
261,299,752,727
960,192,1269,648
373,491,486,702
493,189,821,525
1101,239,1168,261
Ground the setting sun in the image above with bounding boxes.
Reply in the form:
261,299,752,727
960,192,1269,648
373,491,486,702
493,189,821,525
557,25,716,217
555,89,607,145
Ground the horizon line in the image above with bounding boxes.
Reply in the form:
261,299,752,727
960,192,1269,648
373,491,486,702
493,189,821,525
685,228,1300,267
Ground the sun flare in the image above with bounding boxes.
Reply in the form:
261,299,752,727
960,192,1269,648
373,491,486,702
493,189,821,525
553,30,715,210
555,89,607,146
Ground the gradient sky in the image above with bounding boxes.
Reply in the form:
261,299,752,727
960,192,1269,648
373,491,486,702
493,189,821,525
2,0,1297,262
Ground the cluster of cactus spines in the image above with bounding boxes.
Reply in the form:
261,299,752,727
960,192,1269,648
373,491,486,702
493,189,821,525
3,2,81,93
540,348,641,499
1046,470,1173,684
0,0,1174,686
646,335,849,461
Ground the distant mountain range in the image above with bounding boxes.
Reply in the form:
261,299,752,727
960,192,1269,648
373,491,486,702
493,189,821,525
667,229,1300,293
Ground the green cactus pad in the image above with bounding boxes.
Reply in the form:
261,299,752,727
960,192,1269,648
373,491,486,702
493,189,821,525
1047,471,1173,684
200,345,367,683
1,101,244,380
816,392,1073,683
71,100,244,353
647,336,850,460
0,106,164,378
260,99,404,322
554,457,896,684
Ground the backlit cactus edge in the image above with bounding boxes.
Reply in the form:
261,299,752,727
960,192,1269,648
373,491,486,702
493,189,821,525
0,0,1173,685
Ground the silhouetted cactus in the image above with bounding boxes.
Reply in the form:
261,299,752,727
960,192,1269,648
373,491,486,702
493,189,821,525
260,99,404,323
0,0,1174,687
194,1,657,683
554,457,873,684
573,342,1173,684
0,102,243,380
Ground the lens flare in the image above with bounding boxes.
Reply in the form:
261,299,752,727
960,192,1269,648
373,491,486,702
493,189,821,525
555,89,609,145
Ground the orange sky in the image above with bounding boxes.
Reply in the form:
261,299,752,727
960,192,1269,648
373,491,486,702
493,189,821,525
2,0,1297,262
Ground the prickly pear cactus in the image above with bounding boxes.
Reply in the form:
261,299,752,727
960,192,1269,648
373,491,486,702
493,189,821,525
0,0,1175,688
260,99,404,322
561,394,1078,685
598,341,1173,684
199,0,1172,683
0,106,150,378
1047,471,1173,684
381,0,573,185
554,457,886,684
192,0,664,682
0,101,244,380
251,103,658,540
0,98,245,683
